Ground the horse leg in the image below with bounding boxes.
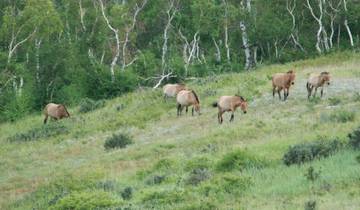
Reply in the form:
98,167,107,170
220,111,224,124
283,89,287,101
277,88,282,100
177,104,181,116
273,86,276,98
313,87,318,97
192,106,194,116
43,114,48,124
308,86,313,99
320,87,324,98
229,111,235,122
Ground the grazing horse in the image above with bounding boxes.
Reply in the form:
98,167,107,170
163,83,186,100
176,90,201,116
212,95,248,124
43,103,70,124
306,72,331,99
272,70,296,101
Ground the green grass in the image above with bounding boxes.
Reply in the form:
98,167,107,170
1,52,360,210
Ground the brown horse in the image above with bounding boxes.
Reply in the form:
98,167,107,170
272,70,296,101
306,72,331,99
212,95,248,124
176,90,200,116
163,83,186,100
43,103,70,124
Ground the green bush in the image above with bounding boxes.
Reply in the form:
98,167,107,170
146,175,166,185
185,156,212,171
49,191,121,210
329,110,355,123
216,150,266,172
186,168,212,186
348,127,360,149
104,133,133,150
8,123,69,142
79,98,105,113
120,187,133,200
283,139,343,166
328,97,341,106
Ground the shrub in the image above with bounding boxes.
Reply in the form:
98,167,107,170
104,133,133,150
328,97,341,106
146,175,166,185
329,110,355,123
49,191,121,210
216,150,266,172
353,92,360,102
283,139,343,166
185,156,212,171
79,98,105,113
120,187,133,200
219,174,252,195
304,200,316,210
8,123,69,142
186,168,212,186
348,127,360,149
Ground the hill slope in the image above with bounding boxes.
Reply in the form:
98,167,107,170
1,52,360,210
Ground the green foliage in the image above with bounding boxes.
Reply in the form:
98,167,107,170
104,133,133,150
304,200,317,210
145,175,166,185
328,97,341,106
283,139,343,166
216,150,266,172
348,127,360,149
1,95,33,122
329,110,355,123
186,168,212,186
120,187,133,200
49,191,121,210
141,189,187,205
304,166,321,183
8,123,69,142
78,98,105,113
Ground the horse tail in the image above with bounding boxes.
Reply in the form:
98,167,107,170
306,82,310,91
191,90,200,104
212,102,218,107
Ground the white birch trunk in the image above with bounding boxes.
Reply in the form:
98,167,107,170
99,0,119,81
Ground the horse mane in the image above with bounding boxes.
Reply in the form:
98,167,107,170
287,70,294,74
191,90,200,103
235,95,246,101
59,104,70,117
320,71,329,75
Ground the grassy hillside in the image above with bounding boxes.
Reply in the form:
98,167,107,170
1,52,360,210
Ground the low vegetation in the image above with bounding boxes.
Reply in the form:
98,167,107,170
78,98,106,113
104,133,133,150
8,123,69,142
2,53,360,209
283,139,343,166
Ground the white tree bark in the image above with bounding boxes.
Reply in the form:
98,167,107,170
286,0,306,52
240,21,252,70
178,30,199,76
343,0,354,47
35,38,42,84
212,37,221,63
79,0,87,32
240,0,254,70
222,0,230,62
99,0,119,82
161,0,177,75
121,0,148,70
306,0,329,54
